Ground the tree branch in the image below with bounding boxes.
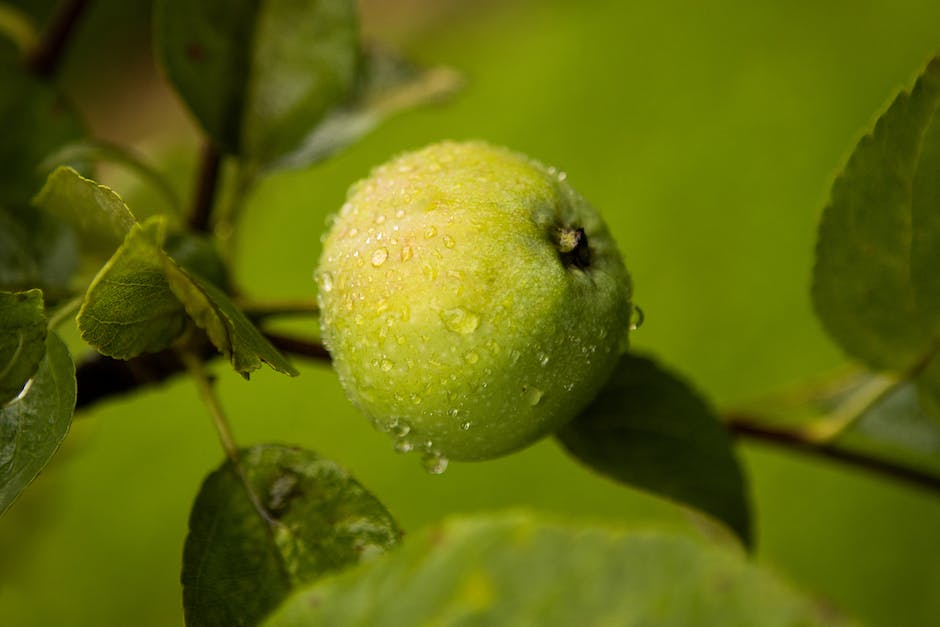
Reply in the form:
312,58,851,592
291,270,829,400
75,332,329,412
188,140,222,234
28,0,91,78
72,332,940,497
725,413,940,494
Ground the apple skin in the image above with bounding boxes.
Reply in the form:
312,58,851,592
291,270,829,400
316,141,633,463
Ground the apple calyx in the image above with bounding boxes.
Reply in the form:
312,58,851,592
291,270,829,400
555,226,591,269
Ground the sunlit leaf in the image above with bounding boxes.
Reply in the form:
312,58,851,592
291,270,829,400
183,444,401,627
813,56,940,371
77,219,187,359
153,0,359,165
0,332,75,515
0,290,47,405
33,166,137,258
263,513,853,627
557,354,751,546
40,140,182,215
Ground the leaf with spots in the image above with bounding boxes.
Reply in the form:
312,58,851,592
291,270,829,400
0,289,47,406
262,513,853,627
1,332,75,515
182,444,402,627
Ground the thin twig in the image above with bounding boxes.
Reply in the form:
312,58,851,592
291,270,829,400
180,350,278,525
189,141,222,234
264,332,331,361
46,295,82,330
74,332,329,411
28,0,91,77
180,351,239,459
726,413,940,494
236,298,319,320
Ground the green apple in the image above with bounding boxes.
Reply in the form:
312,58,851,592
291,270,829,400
316,141,633,467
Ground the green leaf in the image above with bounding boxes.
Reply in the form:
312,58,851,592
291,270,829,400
163,230,230,292
0,206,77,298
33,166,137,258
73,208,292,374
0,290,47,405
77,218,187,359
262,513,852,627
0,64,85,207
910,59,940,325
813,56,940,371
269,48,463,171
0,332,75,515
183,444,401,627
153,0,359,165
556,354,751,546
164,262,298,377
39,140,182,216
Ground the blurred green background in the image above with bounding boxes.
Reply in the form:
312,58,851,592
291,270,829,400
2,0,940,625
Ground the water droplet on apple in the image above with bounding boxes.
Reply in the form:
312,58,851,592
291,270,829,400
460,421,472,431
371,247,389,266
318,271,334,293
630,305,645,331
394,438,414,453
401,245,414,262
380,359,394,372
441,307,480,334
443,234,455,248
424,226,438,238
538,353,549,366
375,214,386,224
391,419,411,437
525,386,544,406
422,453,449,475
464,352,479,364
